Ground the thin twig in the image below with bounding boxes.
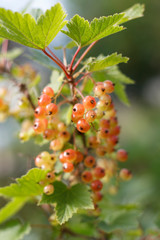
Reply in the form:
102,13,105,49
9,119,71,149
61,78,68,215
54,82,66,103
46,47,64,68
69,46,81,72
75,87,84,99
63,48,67,67
75,72,91,86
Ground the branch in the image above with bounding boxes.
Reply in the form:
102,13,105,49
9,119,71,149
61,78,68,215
73,41,98,72
46,47,64,68
69,46,81,72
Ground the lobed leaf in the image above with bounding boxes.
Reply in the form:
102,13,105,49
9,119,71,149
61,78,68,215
120,4,145,24
40,181,94,224
0,3,67,49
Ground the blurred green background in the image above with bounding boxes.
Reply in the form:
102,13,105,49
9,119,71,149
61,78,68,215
0,0,160,239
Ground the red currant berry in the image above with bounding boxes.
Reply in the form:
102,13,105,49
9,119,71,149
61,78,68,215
50,139,64,151
63,161,74,172
33,119,47,133
85,110,97,122
75,151,84,163
96,146,107,156
99,128,110,139
81,171,93,183
71,113,82,123
91,180,103,192
119,168,132,181
38,94,51,107
57,122,66,131
43,86,54,98
43,184,54,195
94,83,106,97
100,119,110,128
110,125,120,136
110,117,118,128
94,167,105,179
104,80,115,93
76,119,90,133
43,129,58,140
97,100,110,111
72,103,85,117
59,152,66,163
106,135,119,146
35,155,44,168
88,136,99,148
63,149,77,162
92,191,103,202
58,131,70,143
46,103,58,116
34,106,46,119
83,96,96,109
84,156,96,168
46,171,55,183
116,149,128,162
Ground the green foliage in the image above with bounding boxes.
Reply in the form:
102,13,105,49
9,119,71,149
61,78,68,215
48,70,64,93
0,168,47,198
0,48,23,61
62,4,144,47
0,3,67,49
40,181,94,224
0,220,31,240
87,53,129,72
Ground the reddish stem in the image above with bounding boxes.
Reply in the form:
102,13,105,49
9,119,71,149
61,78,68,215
42,49,70,79
73,41,98,72
75,88,84,99
75,72,91,86
46,47,64,68
69,46,81,72
1,39,8,54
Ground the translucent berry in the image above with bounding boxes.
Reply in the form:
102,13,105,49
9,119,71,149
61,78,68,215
104,80,115,93
71,113,82,123
83,96,96,109
94,83,106,97
46,172,55,183
85,110,96,122
59,152,66,163
57,122,66,131
116,149,128,162
35,155,44,168
94,167,105,179
40,151,51,161
119,169,132,181
97,100,110,111
76,119,90,133
43,86,54,98
110,117,118,128
46,103,58,116
75,151,84,163
107,135,119,146
100,119,110,128
96,146,107,156
72,103,85,117
58,131,70,143
43,129,58,140
84,156,96,168
33,119,47,133
95,109,105,119
81,171,93,183
38,94,51,107
50,139,64,151
34,106,46,119
92,191,103,202
41,162,53,171
91,180,103,192
100,94,112,105
63,161,74,172
63,149,77,162
99,128,110,139
110,125,120,136
43,184,54,195
88,136,99,148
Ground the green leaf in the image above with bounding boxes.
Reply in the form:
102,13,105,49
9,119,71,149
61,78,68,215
0,37,4,45
48,70,64,93
0,220,31,240
0,198,27,224
40,181,94,224
120,4,145,24
0,48,23,61
62,13,125,47
0,168,47,198
114,83,130,105
82,77,94,95
87,53,128,72
0,3,67,49
54,41,77,50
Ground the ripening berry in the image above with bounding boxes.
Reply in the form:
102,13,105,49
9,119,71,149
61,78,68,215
40,151,51,161
43,86,54,98
43,129,58,140
50,139,64,151
94,167,105,179
84,156,96,168
19,131,30,142
85,110,97,122
72,103,85,117
88,136,99,148
57,122,66,131
99,94,112,105
110,125,120,136
116,149,128,162
58,131,70,143
99,128,110,139
46,103,58,116
35,155,44,168
38,94,51,107
43,184,54,195
94,83,106,97
92,191,103,202
76,119,90,133
96,146,107,156
63,149,77,162
75,151,84,163
95,109,104,119
83,96,96,110
34,106,46,119
33,119,47,133
100,119,110,128
104,80,115,93
81,171,93,183
46,171,55,183
97,100,110,111
119,169,132,181
91,180,103,192
110,117,118,128
107,135,119,146
59,152,66,163
41,162,53,171
71,113,82,123
50,154,57,163
63,161,74,172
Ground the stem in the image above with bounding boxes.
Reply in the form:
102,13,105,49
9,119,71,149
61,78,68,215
75,72,91,86
73,41,98,72
63,48,67,67
54,82,66,103
75,87,84,99
1,39,8,54
46,47,64,68
42,49,70,79
69,46,81,72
